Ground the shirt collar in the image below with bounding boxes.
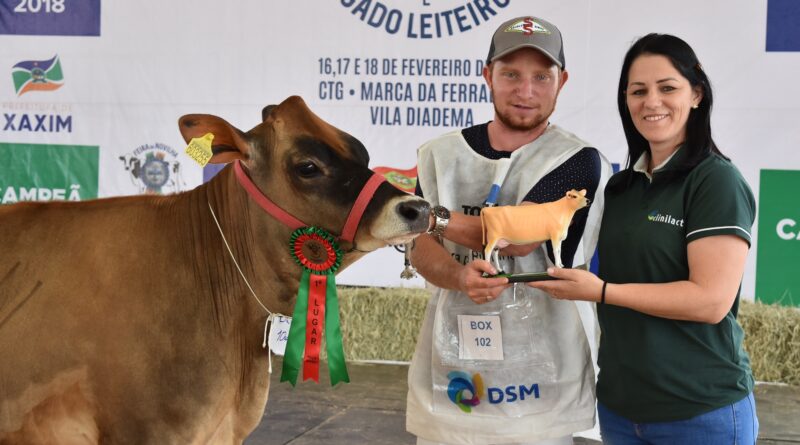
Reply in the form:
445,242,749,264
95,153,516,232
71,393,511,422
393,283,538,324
633,147,683,182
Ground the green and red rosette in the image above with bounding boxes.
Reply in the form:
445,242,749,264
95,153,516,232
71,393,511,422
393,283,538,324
280,227,350,386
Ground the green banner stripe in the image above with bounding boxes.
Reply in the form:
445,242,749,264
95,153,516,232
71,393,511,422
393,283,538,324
0,143,98,204
756,169,800,307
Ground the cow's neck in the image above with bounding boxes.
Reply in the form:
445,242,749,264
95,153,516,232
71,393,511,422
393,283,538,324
184,166,301,333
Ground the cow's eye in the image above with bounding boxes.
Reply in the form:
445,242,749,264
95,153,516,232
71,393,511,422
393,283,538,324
295,161,321,178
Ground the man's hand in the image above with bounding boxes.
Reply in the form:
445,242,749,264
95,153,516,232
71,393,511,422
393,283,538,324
457,259,510,304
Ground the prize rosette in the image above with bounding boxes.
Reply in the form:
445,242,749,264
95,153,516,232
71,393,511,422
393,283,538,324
280,227,350,386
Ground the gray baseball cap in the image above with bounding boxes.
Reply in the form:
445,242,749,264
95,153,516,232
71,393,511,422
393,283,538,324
486,16,565,69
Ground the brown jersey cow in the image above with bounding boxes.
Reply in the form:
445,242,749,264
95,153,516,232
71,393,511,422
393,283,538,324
0,96,430,444
481,189,589,270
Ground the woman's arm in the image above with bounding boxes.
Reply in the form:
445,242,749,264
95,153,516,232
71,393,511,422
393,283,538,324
529,234,748,323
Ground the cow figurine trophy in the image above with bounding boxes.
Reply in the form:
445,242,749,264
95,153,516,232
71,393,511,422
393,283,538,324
480,189,589,281
0,96,431,444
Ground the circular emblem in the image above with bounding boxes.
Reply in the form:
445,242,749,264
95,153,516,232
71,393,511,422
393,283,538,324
31,67,46,83
290,227,342,274
142,155,170,189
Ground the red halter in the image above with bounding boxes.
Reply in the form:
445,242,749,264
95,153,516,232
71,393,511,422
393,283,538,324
233,160,385,243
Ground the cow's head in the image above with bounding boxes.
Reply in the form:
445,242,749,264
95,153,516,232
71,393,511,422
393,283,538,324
178,96,429,266
566,189,590,209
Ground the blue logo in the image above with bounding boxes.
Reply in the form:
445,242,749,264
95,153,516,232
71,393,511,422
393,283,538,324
446,371,540,413
487,383,540,404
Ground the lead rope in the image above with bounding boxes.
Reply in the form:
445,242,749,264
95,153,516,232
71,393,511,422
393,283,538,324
208,201,285,374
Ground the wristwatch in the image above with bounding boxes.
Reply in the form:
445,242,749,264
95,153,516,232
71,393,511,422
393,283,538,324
427,205,450,238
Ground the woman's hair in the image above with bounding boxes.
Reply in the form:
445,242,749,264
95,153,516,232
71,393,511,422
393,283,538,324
613,33,727,188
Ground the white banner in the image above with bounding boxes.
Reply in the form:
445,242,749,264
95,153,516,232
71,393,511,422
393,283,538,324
2,0,799,295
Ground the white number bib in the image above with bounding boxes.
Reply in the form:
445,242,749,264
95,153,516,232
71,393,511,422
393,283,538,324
457,314,503,360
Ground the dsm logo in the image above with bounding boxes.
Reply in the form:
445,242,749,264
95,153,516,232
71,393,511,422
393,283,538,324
12,55,64,96
447,371,483,413
119,143,185,195
447,371,541,413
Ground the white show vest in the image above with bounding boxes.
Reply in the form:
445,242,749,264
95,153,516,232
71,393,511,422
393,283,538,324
407,125,611,444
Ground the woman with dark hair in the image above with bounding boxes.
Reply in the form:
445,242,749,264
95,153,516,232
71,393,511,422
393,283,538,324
529,33,759,444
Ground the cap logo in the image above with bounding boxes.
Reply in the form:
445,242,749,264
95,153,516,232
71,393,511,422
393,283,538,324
505,18,550,36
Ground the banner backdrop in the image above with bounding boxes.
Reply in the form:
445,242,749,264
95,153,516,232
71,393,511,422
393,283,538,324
756,170,800,306
2,0,799,299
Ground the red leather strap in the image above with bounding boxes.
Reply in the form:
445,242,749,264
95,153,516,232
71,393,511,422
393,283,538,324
234,160,306,231
234,160,385,242
339,173,385,243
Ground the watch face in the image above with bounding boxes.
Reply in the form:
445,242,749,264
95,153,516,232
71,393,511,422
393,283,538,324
434,205,450,219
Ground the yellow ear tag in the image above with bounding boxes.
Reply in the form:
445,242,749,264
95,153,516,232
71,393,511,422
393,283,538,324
184,133,214,167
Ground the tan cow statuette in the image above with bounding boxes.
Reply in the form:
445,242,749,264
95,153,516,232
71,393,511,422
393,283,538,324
0,96,430,444
481,189,590,271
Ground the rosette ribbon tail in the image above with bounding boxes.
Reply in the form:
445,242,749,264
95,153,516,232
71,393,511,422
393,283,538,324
280,270,310,387
281,226,349,386
325,273,350,385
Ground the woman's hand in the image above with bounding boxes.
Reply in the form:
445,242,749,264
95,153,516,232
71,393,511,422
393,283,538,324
527,267,604,302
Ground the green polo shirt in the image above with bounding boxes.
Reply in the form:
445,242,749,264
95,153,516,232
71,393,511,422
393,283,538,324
596,148,756,422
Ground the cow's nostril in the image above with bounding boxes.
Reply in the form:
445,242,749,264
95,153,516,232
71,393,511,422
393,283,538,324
397,200,430,222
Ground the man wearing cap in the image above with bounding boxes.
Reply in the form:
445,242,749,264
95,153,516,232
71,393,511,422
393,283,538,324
406,16,611,445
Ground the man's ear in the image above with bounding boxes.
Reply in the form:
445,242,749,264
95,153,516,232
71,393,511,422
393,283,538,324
558,69,569,91
483,64,493,90
178,114,251,164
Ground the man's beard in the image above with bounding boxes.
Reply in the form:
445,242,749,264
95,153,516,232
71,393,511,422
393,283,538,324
493,102,554,132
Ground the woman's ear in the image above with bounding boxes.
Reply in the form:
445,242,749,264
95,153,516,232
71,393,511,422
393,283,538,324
692,86,704,108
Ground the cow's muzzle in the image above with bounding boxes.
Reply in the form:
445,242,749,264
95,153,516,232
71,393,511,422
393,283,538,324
396,198,430,233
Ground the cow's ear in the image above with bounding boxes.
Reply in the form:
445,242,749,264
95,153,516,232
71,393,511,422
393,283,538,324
262,105,277,122
179,114,252,164
578,189,587,196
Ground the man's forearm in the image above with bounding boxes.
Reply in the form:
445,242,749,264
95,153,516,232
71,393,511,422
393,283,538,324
440,212,484,251
442,208,542,257
409,234,463,290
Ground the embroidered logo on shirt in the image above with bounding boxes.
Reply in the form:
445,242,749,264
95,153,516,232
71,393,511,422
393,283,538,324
647,210,685,227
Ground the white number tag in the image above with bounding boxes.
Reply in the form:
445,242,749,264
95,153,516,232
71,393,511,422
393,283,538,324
457,314,503,360
267,315,291,356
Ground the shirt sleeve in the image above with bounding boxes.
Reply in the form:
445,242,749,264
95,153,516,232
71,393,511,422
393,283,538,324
523,147,602,267
684,159,756,246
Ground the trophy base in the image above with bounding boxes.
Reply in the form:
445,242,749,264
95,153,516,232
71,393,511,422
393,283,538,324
484,264,588,283
489,271,555,282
